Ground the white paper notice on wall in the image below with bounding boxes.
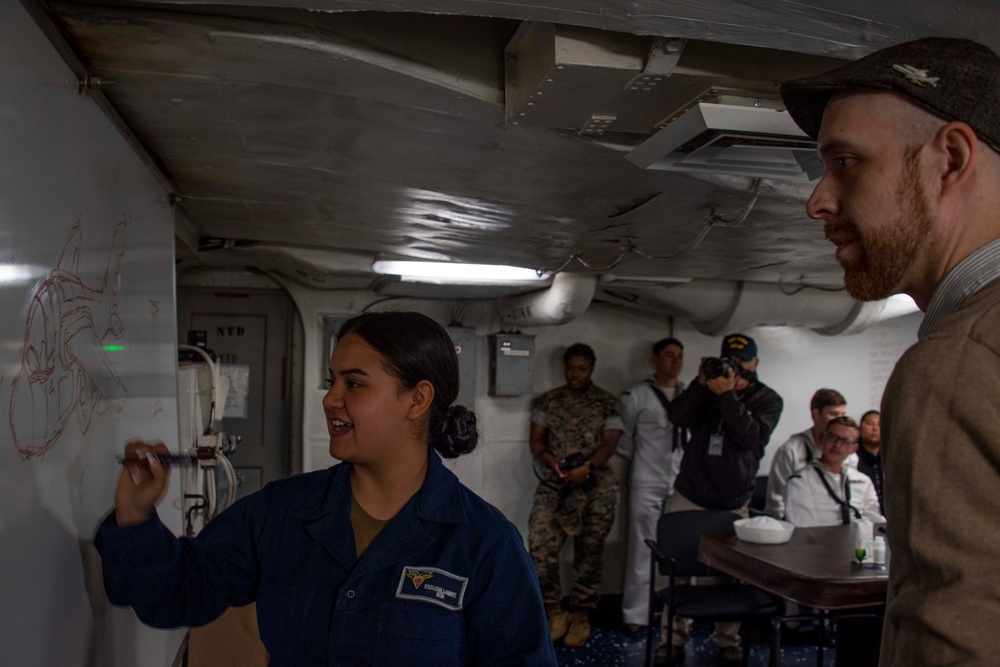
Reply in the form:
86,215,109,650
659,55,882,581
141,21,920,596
222,363,250,419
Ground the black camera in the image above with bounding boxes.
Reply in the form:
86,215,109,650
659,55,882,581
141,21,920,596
559,452,597,492
701,357,736,380
558,451,588,474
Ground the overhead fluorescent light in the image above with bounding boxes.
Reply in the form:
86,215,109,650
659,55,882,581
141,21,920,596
373,260,549,283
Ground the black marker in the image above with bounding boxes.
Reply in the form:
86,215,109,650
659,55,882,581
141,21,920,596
116,453,199,467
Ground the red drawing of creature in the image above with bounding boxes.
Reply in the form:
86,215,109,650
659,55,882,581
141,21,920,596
10,219,129,460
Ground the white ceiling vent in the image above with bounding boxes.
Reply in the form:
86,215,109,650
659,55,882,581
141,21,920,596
625,101,824,181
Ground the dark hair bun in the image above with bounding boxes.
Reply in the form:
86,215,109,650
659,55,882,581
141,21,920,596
432,405,479,459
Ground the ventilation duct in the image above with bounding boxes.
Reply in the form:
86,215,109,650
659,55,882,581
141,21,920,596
498,272,597,326
503,22,841,182
624,100,825,181
598,278,911,335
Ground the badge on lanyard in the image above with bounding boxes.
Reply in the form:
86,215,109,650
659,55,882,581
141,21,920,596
708,433,724,456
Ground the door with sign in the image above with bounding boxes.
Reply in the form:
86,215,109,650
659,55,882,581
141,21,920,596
177,287,298,498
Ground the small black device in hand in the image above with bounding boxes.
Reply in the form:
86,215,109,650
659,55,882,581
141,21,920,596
701,357,736,379
559,451,597,492
558,451,588,474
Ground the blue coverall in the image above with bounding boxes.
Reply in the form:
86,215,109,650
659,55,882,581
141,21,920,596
96,450,557,666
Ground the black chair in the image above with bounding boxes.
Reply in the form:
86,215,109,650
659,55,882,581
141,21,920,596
749,476,769,517
644,510,783,667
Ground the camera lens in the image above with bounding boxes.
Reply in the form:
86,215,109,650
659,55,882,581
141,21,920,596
701,357,725,379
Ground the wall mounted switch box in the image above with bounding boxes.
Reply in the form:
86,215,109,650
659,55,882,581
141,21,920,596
489,333,535,396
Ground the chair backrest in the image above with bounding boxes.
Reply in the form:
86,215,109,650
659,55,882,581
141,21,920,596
749,475,769,516
655,510,738,578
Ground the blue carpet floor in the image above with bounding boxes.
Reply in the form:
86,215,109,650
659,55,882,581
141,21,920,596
553,618,834,667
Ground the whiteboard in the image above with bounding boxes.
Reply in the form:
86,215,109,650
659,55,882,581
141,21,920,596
0,2,184,665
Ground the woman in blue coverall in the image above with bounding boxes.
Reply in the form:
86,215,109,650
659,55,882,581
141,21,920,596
97,311,557,666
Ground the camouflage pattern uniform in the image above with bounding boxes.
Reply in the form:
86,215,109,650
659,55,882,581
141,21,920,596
528,384,623,611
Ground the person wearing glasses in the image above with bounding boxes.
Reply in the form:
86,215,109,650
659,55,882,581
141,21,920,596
764,388,855,520
785,416,884,527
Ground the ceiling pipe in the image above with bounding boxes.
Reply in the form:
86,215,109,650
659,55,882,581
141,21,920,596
598,278,898,335
497,272,597,326
700,281,890,335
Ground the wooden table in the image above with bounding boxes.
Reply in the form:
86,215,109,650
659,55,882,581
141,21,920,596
697,525,888,610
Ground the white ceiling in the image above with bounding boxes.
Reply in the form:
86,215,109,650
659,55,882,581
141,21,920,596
31,0,1000,321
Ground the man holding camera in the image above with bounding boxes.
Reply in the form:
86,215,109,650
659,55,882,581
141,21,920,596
656,333,783,666
528,343,623,648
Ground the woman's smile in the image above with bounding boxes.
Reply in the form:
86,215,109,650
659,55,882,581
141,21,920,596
327,417,353,436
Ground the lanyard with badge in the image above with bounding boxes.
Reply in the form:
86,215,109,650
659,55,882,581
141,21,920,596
708,418,725,456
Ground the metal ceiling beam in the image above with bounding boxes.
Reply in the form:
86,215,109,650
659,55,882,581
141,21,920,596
19,0,179,200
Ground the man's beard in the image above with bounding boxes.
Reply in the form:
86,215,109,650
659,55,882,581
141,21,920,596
831,148,934,301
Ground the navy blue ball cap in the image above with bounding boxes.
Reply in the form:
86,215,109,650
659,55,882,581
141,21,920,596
721,333,757,361
780,37,1000,154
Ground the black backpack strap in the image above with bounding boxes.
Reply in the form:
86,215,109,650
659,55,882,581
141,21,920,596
672,424,689,451
645,379,687,451
644,378,672,411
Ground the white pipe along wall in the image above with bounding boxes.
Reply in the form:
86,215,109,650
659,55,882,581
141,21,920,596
581,276,898,334
497,272,598,326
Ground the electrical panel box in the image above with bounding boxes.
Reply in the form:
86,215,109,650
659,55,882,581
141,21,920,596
447,326,477,412
489,333,535,396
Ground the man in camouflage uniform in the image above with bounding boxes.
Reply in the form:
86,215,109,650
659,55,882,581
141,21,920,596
528,343,623,648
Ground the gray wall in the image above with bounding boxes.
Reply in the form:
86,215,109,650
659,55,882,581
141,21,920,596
284,284,919,596
0,2,182,665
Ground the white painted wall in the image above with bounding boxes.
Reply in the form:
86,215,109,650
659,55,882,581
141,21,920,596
282,283,920,595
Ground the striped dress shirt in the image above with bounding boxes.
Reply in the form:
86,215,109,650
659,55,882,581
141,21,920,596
918,238,1000,339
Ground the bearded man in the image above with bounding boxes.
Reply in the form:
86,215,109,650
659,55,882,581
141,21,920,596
782,38,1000,666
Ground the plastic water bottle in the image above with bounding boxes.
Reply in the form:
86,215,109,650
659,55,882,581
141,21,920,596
852,518,874,564
873,536,887,566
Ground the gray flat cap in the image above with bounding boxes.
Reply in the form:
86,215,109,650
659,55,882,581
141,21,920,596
781,37,1000,154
